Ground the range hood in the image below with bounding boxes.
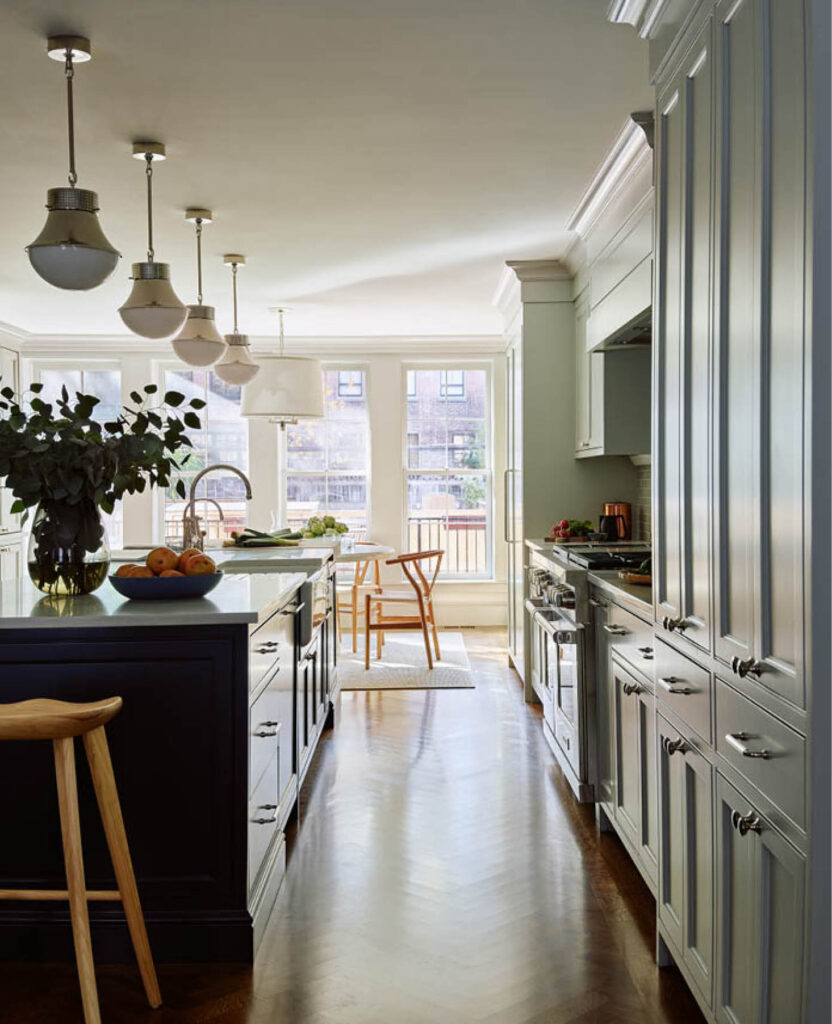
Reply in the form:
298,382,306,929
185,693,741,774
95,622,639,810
593,303,652,349
586,255,653,351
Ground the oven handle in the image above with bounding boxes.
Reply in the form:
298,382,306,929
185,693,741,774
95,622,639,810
537,616,581,640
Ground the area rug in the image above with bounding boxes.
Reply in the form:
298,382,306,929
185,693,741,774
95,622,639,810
339,632,474,690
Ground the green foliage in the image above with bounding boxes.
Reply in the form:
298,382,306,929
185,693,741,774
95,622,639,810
0,380,204,526
461,477,486,508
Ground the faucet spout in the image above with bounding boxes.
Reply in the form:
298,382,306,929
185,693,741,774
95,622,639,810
182,464,253,551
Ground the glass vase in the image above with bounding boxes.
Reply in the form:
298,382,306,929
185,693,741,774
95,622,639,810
27,499,110,596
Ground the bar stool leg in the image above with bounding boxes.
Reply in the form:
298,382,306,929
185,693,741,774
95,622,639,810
53,737,102,1024
83,727,162,1009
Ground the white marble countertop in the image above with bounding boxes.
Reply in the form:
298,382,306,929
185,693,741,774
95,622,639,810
0,571,306,630
110,547,332,576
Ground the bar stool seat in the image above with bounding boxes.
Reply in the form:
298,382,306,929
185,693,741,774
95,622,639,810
0,696,122,740
0,696,161,1023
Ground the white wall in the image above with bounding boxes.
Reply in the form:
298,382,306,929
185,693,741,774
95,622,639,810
18,336,507,627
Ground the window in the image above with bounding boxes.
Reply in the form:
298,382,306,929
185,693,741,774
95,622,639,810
35,367,124,548
405,368,491,578
337,370,363,399
163,369,249,546
440,369,466,400
285,368,369,538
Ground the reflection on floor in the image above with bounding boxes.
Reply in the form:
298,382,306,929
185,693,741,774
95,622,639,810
0,629,704,1023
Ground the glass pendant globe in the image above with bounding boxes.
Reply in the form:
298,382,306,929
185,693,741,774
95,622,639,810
214,334,260,386
119,262,187,339
27,188,120,290
172,305,227,367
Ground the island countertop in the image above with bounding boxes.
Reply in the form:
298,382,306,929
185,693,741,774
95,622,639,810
0,570,306,630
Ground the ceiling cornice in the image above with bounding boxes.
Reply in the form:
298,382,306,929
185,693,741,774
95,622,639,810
606,0,670,38
565,115,653,239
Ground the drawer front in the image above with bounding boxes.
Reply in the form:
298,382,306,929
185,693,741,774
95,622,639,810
715,678,806,830
554,709,579,776
654,638,712,744
248,751,279,892
603,604,655,680
249,679,282,797
249,604,294,692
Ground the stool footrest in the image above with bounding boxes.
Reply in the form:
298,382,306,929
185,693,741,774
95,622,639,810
0,888,121,902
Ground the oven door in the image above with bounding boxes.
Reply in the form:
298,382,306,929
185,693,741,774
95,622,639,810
524,600,550,704
542,618,583,775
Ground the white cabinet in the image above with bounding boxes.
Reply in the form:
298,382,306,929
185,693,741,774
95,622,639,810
0,346,20,538
0,537,22,582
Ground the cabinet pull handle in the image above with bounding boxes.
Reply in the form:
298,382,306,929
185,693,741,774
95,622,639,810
622,681,640,696
730,656,762,679
254,721,280,737
731,809,763,836
252,805,278,825
658,676,692,695
603,624,628,636
589,598,607,609
725,732,771,759
662,736,688,756
662,616,688,633
638,645,653,654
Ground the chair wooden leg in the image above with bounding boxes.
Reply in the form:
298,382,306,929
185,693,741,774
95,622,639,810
351,588,358,654
365,593,372,670
53,737,102,1024
83,727,162,1010
428,600,441,660
415,593,434,670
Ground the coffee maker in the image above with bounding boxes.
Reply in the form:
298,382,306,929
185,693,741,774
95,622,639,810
598,501,631,542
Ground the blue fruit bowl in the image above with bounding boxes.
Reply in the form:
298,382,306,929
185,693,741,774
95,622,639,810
109,570,223,601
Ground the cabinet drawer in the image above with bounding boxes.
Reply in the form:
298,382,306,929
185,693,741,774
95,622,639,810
715,678,806,831
249,682,282,797
602,604,655,680
249,604,294,692
248,751,279,892
554,710,579,777
654,639,712,744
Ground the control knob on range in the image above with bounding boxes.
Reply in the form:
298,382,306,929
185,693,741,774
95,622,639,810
552,584,575,610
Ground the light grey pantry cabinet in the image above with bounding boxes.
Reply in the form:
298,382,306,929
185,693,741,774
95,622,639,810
641,0,829,1020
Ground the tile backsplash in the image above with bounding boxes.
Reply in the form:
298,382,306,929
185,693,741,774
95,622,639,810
634,461,651,542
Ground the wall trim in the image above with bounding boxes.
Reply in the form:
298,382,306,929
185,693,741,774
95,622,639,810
566,117,653,239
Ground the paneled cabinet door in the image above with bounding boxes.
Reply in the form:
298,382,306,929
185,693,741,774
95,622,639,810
0,538,22,581
657,716,714,1009
653,18,713,652
714,774,805,1024
574,299,601,456
591,595,615,809
505,339,525,676
612,657,657,884
712,0,807,708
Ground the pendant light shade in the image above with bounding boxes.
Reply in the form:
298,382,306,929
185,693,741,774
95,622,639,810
26,37,120,290
119,142,187,339
242,309,324,422
172,209,227,367
214,256,260,386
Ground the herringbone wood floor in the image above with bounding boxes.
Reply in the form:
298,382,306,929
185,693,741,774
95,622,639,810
0,630,704,1023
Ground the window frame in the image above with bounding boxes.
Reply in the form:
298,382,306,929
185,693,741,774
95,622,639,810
280,363,371,537
402,362,494,581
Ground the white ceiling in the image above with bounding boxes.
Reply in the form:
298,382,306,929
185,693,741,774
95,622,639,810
0,0,651,339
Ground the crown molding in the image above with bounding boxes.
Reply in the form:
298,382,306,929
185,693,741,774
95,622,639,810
607,0,670,38
566,116,653,239
0,320,31,349
17,332,505,359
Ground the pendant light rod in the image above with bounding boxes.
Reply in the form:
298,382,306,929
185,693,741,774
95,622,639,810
278,308,285,355
64,49,77,186
224,254,246,334
132,142,167,263
196,218,203,303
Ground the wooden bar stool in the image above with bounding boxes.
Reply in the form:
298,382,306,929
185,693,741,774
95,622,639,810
0,697,161,1024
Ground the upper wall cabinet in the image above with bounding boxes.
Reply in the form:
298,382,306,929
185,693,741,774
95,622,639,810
653,19,713,655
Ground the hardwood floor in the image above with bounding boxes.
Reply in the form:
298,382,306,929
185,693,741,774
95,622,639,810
0,630,704,1023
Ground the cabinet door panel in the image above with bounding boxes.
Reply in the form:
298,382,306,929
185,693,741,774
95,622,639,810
613,663,641,850
658,717,685,951
755,0,806,709
592,598,615,808
713,0,758,667
716,774,759,1024
683,744,714,1005
638,691,658,882
759,823,805,1024
680,27,714,651
654,81,684,624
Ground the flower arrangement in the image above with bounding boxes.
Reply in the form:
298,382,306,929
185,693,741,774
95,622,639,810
0,380,204,595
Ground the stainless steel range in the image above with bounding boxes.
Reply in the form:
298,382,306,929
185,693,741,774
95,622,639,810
524,546,594,802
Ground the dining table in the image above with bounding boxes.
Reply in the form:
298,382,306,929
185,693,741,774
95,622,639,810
334,542,395,651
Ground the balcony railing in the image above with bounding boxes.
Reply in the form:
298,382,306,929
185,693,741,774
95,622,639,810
407,513,489,576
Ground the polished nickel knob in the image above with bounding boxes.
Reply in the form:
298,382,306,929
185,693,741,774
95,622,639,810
662,616,688,633
731,656,762,679
663,736,688,756
622,681,640,696
731,809,763,836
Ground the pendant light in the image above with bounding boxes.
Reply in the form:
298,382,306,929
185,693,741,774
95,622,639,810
172,209,227,366
242,308,324,426
119,142,187,339
26,36,120,290
214,256,260,386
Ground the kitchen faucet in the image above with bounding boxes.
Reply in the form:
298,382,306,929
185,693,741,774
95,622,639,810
182,464,252,551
